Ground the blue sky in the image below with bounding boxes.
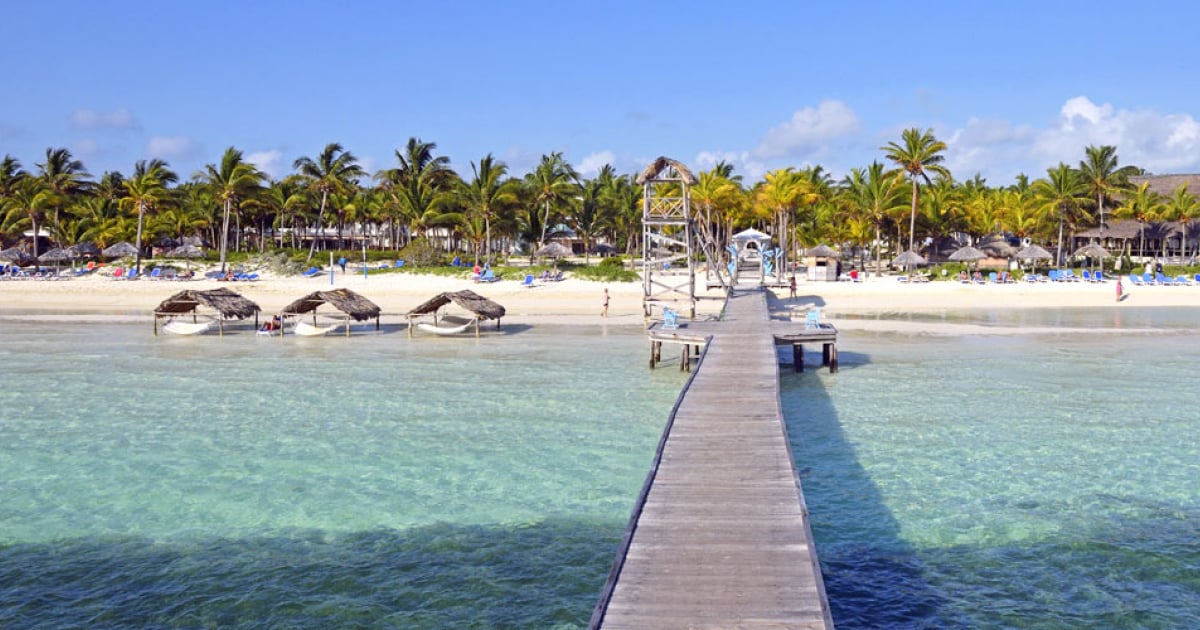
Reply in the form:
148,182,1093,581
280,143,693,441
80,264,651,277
3,1,1199,185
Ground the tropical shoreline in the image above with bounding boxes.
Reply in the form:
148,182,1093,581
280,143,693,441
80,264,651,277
3,271,1199,334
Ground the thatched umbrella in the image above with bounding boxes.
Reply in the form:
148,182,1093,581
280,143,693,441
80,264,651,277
0,246,35,267
38,247,73,275
68,242,101,259
281,288,381,336
406,289,506,337
892,250,927,268
978,236,1016,258
153,288,262,336
1016,244,1053,275
806,244,840,258
165,244,206,272
949,245,987,273
103,241,138,258
1072,243,1110,273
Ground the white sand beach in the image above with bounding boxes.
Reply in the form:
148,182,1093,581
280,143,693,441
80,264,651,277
3,269,1197,334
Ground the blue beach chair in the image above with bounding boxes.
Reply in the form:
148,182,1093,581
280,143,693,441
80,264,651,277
520,274,534,288
662,308,679,330
805,307,821,330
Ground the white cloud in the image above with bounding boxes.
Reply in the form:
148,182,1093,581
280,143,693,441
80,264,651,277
576,150,615,178
752,100,860,160
71,107,139,131
941,96,1200,182
246,149,284,178
1031,96,1200,174
145,136,199,160
694,150,768,181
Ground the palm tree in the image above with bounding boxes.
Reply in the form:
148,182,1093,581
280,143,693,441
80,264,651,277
1115,182,1165,260
842,162,905,276
35,148,92,248
458,154,516,264
3,178,55,257
121,159,178,273
572,178,612,265
881,128,950,254
376,138,456,247
527,152,579,249
1078,145,1140,239
293,143,363,263
198,147,265,272
1032,163,1091,266
1165,184,1200,260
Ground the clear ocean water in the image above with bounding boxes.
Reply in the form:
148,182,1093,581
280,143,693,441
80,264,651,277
2,307,1198,628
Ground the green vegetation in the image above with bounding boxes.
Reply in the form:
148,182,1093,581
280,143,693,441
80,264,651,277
0,133,1187,282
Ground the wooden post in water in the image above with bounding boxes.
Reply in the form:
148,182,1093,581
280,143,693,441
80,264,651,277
793,343,803,372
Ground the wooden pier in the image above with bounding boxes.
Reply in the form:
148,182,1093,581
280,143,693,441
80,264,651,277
590,288,835,629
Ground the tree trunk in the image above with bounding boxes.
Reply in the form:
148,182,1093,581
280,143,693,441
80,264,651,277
305,189,329,263
134,202,146,274
908,175,919,254
219,198,233,273
874,221,882,277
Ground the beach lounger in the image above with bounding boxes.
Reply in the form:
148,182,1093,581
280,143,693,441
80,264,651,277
1175,275,1192,286
1094,270,1105,283
396,260,405,268
1194,273,1200,285
1081,270,1092,282
479,269,499,282
520,274,534,288
301,267,320,278
1155,272,1175,286
124,268,139,280
1128,274,1142,287
1143,272,1157,285
148,268,162,280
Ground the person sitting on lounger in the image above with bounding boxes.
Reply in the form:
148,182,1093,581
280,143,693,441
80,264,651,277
973,271,984,283
260,315,282,332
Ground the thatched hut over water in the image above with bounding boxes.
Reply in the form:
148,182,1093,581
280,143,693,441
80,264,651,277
153,288,262,336
281,288,381,336
406,290,506,337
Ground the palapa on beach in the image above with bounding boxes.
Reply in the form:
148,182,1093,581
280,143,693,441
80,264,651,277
407,289,506,321
281,288,381,321
153,288,262,336
406,290,506,337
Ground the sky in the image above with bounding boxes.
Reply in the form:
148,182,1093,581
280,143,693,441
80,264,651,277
3,1,1200,186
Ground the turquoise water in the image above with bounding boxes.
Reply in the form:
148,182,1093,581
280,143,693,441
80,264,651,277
3,308,1199,628
785,307,1200,628
0,317,684,628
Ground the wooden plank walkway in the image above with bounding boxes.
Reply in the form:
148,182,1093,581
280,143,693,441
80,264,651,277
591,288,833,629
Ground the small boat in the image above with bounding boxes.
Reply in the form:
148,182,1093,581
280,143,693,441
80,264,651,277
162,320,214,335
416,318,477,336
293,320,340,337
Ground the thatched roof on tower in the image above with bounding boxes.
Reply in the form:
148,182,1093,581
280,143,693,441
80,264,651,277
635,156,698,185
281,288,381,321
407,290,506,321
154,288,261,319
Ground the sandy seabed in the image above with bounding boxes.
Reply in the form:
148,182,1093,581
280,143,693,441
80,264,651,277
1,269,1196,335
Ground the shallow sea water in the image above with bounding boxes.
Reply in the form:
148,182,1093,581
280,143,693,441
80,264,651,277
785,307,1200,628
0,318,683,628
2,307,1199,628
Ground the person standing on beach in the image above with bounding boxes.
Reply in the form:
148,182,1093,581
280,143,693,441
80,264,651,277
338,256,347,273
1116,276,1123,302
789,275,797,299
602,288,610,317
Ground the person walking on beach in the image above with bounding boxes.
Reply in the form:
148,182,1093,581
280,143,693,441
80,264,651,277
338,256,347,273
789,275,797,299
1116,276,1123,302
602,288,610,317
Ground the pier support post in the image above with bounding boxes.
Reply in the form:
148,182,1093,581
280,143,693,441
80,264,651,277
793,343,804,372
828,343,839,373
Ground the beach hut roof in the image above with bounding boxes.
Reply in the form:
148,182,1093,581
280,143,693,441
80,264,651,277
977,235,1017,257
281,288,381,321
805,244,840,258
155,288,261,320
1016,244,1053,260
536,242,571,258
102,241,138,258
38,247,74,262
407,289,506,321
892,250,928,266
635,156,698,185
948,245,988,261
